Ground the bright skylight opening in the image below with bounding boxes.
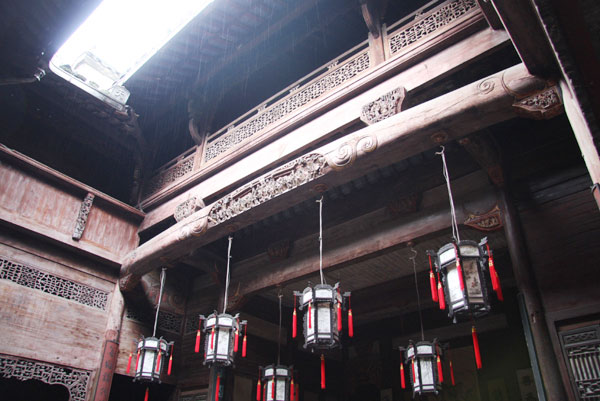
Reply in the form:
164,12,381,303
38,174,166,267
50,0,214,109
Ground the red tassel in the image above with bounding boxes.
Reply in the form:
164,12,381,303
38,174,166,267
292,308,297,338
308,302,312,329
295,383,299,400
155,351,162,373
400,363,406,389
126,353,133,374
215,375,221,401
262,382,266,401
256,378,262,401
167,354,173,376
495,270,504,301
271,379,275,400
135,350,141,372
437,355,443,383
348,309,354,337
320,354,326,389
195,330,201,353
472,326,482,369
234,329,239,353
242,335,247,357
412,359,416,383
450,360,455,386
429,255,438,303
454,245,465,291
210,328,215,350
337,302,343,332
438,279,446,310
486,244,498,290
290,378,295,401
144,387,149,401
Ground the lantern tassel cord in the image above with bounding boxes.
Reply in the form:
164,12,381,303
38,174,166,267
152,267,167,337
242,324,247,357
320,354,326,389
126,353,132,374
410,247,425,341
223,236,233,313
292,296,297,338
399,350,406,389
215,375,221,401
428,254,438,303
472,326,482,369
436,146,460,243
348,294,354,338
277,292,282,365
317,196,325,285
450,360,456,386
144,387,149,401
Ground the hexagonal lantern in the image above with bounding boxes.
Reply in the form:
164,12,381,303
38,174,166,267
400,340,442,396
200,312,247,367
134,336,173,383
260,365,293,401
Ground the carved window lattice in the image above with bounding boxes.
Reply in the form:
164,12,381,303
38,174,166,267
0,355,91,401
559,324,600,400
184,314,201,335
0,257,108,311
204,50,370,162
388,0,478,55
143,154,195,198
125,307,184,334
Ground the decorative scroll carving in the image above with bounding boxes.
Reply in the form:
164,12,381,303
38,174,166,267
267,239,292,262
0,355,91,401
360,87,407,125
144,153,195,198
177,214,208,241
388,0,478,55
208,153,327,226
204,50,371,162
174,196,205,222
0,257,108,310
72,193,94,241
513,86,563,119
387,193,421,216
125,307,184,333
326,135,378,170
464,204,503,231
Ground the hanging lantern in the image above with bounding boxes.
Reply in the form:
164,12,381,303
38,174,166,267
431,238,492,322
400,340,442,396
200,312,247,366
195,236,248,366
134,336,173,382
261,365,293,401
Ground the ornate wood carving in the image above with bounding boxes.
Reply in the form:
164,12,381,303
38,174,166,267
513,86,563,119
360,87,407,125
176,214,209,241
143,152,196,198
208,153,327,226
326,135,377,170
464,204,503,231
387,193,420,216
0,355,91,401
267,239,292,262
72,193,94,241
0,257,109,310
174,196,205,222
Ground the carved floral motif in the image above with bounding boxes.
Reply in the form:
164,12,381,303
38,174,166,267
208,153,327,225
360,87,407,125
174,196,205,222
0,355,91,401
464,204,503,231
72,193,94,241
513,86,563,119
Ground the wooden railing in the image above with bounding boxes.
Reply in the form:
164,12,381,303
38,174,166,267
141,0,480,203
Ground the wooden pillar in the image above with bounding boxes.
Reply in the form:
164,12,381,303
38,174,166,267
208,366,227,401
498,187,567,401
560,80,600,210
92,282,125,401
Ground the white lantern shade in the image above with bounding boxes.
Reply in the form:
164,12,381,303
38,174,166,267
262,365,292,401
296,283,344,350
203,312,243,366
135,337,170,383
402,340,441,396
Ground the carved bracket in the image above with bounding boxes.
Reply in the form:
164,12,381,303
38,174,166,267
267,239,292,262
464,204,503,231
72,193,94,241
174,196,205,222
326,134,377,170
0,355,91,401
387,192,421,216
513,85,563,120
360,87,407,125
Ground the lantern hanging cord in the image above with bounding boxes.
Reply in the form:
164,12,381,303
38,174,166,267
153,267,167,337
277,292,282,365
436,146,460,243
222,236,233,313
410,247,425,341
317,196,325,285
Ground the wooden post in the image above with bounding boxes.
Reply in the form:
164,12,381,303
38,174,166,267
92,282,125,401
498,187,567,401
208,366,227,401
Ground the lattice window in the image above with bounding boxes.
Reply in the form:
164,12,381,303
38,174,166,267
185,314,201,335
559,324,600,400
388,0,478,55
125,307,184,334
143,153,195,198
0,257,108,311
0,355,91,401
204,50,370,162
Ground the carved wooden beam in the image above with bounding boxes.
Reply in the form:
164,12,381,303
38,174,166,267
119,64,548,292
458,130,504,187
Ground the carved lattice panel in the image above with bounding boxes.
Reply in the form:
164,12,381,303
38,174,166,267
0,355,91,401
559,324,600,400
125,307,184,334
388,0,478,55
143,153,195,198
0,257,108,311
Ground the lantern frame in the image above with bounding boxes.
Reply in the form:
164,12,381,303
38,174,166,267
294,283,349,350
134,336,173,383
400,340,442,396
433,238,492,321
200,312,247,367
261,364,293,401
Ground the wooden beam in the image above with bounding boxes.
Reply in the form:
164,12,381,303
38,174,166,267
458,130,504,187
